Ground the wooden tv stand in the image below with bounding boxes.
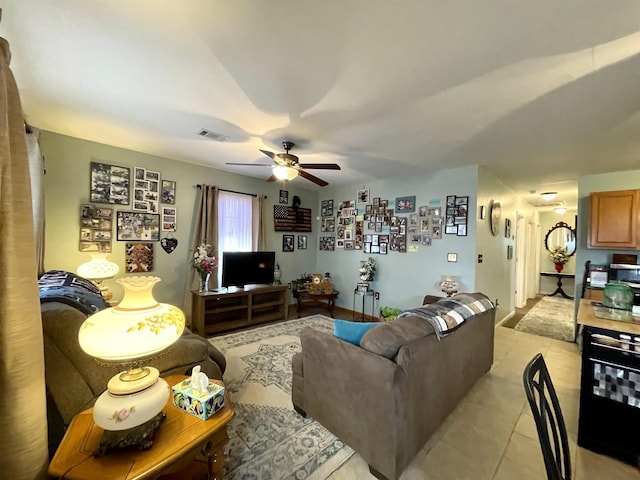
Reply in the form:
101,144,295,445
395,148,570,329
191,284,289,336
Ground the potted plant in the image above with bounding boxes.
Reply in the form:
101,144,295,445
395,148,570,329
379,306,401,322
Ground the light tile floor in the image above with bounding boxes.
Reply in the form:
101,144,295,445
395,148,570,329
328,326,640,480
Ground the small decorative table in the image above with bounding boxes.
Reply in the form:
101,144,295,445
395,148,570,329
48,375,235,480
292,289,339,318
540,271,575,300
352,289,376,322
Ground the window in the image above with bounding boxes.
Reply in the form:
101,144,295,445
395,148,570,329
217,191,253,283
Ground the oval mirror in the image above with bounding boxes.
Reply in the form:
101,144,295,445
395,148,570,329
544,221,576,256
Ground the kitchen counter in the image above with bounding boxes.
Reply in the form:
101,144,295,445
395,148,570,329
577,298,640,335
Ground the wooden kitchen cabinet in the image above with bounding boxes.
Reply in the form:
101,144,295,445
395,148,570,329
589,189,639,249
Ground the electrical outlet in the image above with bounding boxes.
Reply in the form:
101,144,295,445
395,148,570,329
375,291,380,300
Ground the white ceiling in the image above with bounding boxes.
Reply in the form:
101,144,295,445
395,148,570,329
4,1,640,211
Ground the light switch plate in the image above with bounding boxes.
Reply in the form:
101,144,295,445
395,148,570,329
447,253,458,262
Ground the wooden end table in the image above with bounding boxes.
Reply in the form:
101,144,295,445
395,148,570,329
48,375,235,480
292,289,339,318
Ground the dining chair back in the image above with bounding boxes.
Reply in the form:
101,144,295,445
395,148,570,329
522,353,571,480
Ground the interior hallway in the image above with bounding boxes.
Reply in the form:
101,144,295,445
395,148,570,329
328,325,640,479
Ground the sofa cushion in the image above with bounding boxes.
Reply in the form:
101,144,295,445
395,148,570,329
334,319,379,345
360,316,436,359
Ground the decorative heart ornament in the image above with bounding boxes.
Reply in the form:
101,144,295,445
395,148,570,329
160,237,178,254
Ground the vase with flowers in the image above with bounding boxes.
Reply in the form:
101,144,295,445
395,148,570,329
358,257,377,290
548,245,569,273
192,243,218,292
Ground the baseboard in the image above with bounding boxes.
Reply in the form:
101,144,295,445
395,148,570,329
496,310,515,327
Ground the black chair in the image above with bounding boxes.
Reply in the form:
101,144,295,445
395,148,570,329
522,353,571,480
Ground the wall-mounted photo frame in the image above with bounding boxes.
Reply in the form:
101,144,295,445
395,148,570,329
117,211,160,241
161,180,176,204
395,195,416,213
279,190,289,204
505,218,511,238
79,204,113,252
322,217,335,232
125,242,154,273
283,235,294,252
161,206,176,232
90,162,130,205
507,245,514,260
298,235,307,250
132,166,160,213
319,237,335,251
357,188,370,204
321,199,334,217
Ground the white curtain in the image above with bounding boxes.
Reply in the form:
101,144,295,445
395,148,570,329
217,191,253,284
0,37,49,479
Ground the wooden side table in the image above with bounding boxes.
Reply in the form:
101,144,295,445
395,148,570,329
48,375,235,480
292,289,339,318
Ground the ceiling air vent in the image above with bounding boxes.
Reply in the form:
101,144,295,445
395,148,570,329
531,201,563,208
198,129,230,142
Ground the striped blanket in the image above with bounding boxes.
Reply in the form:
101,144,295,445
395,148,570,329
396,292,494,339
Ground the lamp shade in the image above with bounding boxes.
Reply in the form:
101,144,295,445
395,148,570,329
78,276,184,361
77,253,119,280
273,165,299,181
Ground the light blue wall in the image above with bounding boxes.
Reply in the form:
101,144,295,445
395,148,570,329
319,165,479,313
576,169,640,296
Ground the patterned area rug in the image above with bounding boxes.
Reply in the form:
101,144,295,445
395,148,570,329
514,296,575,342
209,315,354,479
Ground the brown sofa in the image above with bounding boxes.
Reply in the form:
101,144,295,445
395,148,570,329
291,293,495,480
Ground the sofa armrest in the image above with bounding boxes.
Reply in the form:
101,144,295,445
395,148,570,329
298,327,408,466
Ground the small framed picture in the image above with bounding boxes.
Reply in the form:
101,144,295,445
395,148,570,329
298,235,307,250
357,188,370,204
505,218,511,238
507,245,514,260
279,190,289,204
161,180,176,204
356,283,369,293
161,206,177,232
283,235,295,252
395,195,416,213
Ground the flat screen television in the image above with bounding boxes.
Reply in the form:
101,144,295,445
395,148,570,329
221,251,276,288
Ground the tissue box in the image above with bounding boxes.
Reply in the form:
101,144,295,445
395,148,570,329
171,378,225,420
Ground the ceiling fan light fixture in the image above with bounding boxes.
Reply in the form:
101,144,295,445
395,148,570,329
273,166,298,181
540,192,558,201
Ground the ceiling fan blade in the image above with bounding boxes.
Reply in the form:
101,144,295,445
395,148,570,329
298,169,329,187
225,163,274,167
259,149,275,159
298,163,341,170
266,174,278,182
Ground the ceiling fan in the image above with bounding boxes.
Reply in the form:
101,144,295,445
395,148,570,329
226,141,341,187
